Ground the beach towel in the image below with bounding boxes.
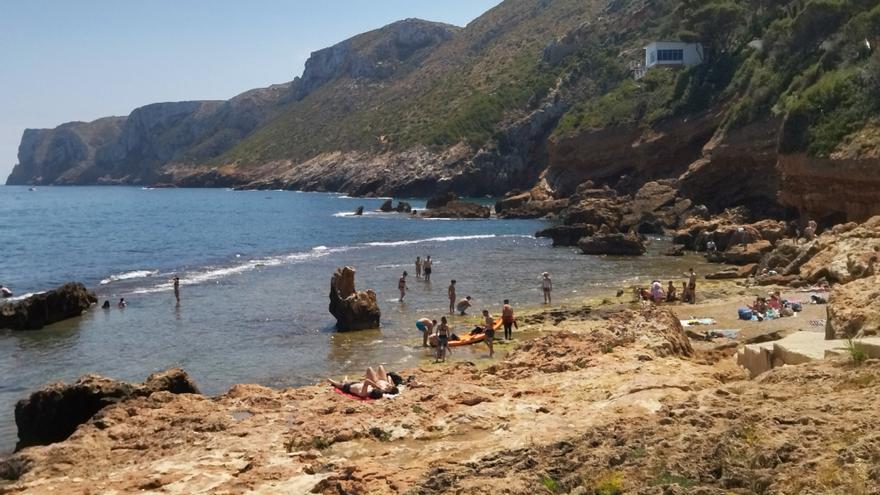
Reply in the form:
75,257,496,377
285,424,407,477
707,329,740,339
680,318,716,327
333,387,375,401
332,385,404,401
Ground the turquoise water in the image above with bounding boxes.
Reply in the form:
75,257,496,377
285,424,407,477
0,186,714,452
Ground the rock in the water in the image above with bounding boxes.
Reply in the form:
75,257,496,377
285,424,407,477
578,233,646,256
425,192,457,209
826,274,880,339
354,206,364,216
14,368,198,450
663,245,685,257
420,201,490,219
536,224,596,247
0,282,97,331
395,201,412,213
379,199,394,212
329,267,381,331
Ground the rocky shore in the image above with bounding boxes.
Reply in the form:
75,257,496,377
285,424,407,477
2,260,878,493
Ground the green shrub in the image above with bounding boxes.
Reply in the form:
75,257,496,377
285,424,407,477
594,471,624,495
846,338,868,365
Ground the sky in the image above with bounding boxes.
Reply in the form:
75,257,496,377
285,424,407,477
0,0,501,180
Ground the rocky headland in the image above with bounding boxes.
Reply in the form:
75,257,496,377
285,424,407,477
8,0,878,233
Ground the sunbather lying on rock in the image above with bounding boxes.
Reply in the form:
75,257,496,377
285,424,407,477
328,378,385,399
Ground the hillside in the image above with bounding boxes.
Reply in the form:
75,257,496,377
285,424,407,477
7,0,880,221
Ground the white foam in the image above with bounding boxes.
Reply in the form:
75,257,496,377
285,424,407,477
100,270,159,285
364,234,523,247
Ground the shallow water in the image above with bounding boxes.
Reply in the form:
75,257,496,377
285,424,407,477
0,186,716,452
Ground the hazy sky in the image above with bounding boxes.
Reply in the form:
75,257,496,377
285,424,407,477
0,0,501,180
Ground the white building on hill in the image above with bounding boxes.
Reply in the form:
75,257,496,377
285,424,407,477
644,41,704,69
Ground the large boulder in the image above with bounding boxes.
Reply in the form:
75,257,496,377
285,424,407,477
425,192,457,209
14,368,199,450
536,224,596,247
825,274,880,340
561,197,624,230
799,216,880,284
419,201,490,219
578,233,646,256
329,267,381,331
720,240,773,265
0,282,97,331
496,199,568,219
379,199,394,212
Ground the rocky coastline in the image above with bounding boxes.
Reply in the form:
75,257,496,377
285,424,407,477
1,215,878,493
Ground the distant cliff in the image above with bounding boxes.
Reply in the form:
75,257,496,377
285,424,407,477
8,1,880,224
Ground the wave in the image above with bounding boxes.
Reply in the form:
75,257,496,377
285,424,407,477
100,270,159,285
121,235,525,295
364,234,523,247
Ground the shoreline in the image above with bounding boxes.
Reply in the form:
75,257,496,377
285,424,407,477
1,278,859,494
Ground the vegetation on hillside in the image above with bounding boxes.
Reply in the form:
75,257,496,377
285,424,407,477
222,0,880,166
553,0,880,158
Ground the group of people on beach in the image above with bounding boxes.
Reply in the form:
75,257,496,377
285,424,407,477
414,298,517,362
637,268,698,305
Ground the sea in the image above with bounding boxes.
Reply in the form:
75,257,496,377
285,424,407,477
0,185,716,452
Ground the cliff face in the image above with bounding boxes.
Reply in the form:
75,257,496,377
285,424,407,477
6,19,458,187
544,111,719,197
779,153,880,225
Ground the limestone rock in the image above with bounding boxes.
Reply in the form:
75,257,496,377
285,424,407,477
14,368,198,450
0,282,97,331
578,233,646,256
425,192,457,209
420,201,490,219
705,264,757,280
329,267,381,331
536,224,596,247
799,216,880,284
379,199,394,212
721,240,773,265
826,274,880,339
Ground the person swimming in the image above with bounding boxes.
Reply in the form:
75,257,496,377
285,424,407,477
101,300,111,309
118,297,126,308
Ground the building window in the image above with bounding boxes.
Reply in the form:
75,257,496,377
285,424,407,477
656,49,684,62
650,51,656,63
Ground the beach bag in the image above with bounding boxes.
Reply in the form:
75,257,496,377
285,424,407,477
738,308,753,321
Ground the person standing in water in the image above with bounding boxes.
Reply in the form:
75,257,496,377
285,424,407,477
423,256,433,282
398,271,408,302
415,256,422,279
118,297,126,308
542,272,553,304
416,318,435,347
482,310,495,358
172,276,180,303
501,299,515,341
448,280,457,314
685,268,697,304
435,316,451,362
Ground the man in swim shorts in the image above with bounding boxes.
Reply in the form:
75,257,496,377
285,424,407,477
416,318,435,347
501,299,515,340
423,256,433,282
482,310,495,358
